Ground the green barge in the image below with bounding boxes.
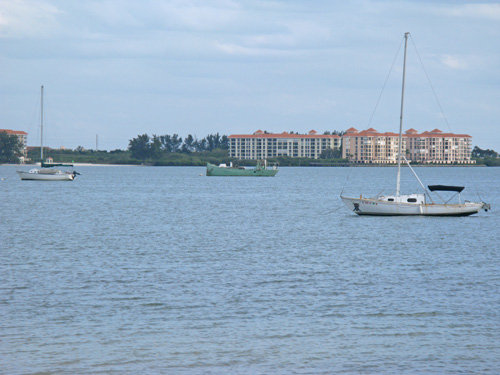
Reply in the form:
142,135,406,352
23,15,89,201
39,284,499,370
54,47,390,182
206,160,278,177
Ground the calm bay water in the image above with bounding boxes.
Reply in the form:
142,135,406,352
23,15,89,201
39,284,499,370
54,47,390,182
1,165,499,374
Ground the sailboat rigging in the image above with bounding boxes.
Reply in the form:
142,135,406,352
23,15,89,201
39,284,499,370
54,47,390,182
341,32,490,216
17,86,79,181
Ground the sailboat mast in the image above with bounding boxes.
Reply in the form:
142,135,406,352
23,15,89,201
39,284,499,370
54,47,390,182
396,32,409,198
40,85,44,163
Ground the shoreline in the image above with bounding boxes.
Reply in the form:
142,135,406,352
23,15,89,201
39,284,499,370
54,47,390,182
2,163,492,168
2,163,139,167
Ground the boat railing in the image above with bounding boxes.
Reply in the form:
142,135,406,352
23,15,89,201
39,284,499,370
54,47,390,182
268,162,279,170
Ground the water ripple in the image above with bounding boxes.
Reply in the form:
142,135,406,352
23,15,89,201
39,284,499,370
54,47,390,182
1,166,499,374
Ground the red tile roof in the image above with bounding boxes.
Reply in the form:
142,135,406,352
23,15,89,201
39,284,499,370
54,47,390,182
405,132,471,138
343,129,399,137
0,129,28,135
342,128,471,138
229,131,340,139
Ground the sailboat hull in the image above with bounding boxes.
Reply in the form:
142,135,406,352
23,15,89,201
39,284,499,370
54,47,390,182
17,170,74,181
341,196,484,216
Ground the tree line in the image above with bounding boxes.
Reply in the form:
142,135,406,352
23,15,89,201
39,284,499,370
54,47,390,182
472,146,499,158
472,146,500,166
5,129,499,166
128,133,229,161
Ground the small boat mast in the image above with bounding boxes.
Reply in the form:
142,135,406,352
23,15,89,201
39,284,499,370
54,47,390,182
396,32,409,199
40,85,44,163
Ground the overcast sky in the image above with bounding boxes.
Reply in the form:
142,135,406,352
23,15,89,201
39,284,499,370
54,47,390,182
1,0,499,151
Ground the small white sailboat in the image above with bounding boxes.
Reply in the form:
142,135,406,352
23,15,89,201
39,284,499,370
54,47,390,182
17,86,78,181
341,33,490,216
17,166,77,181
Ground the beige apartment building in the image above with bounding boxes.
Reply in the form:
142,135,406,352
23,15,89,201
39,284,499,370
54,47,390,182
229,130,341,160
342,127,475,164
0,129,28,160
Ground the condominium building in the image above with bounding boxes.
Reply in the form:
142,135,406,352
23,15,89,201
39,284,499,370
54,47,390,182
342,127,475,164
228,130,341,160
405,128,474,163
0,129,28,159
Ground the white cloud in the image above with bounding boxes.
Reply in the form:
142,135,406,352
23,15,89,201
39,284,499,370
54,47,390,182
156,0,242,30
449,3,500,20
441,54,468,70
0,0,61,38
80,0,243,32
82,0,142,28
243,21,331,48
215,41,290,56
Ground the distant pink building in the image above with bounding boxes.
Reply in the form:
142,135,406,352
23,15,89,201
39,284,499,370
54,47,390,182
342,127,474,164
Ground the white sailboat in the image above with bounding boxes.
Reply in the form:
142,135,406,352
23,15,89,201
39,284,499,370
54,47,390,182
341,33,490,216
17,86,78,181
